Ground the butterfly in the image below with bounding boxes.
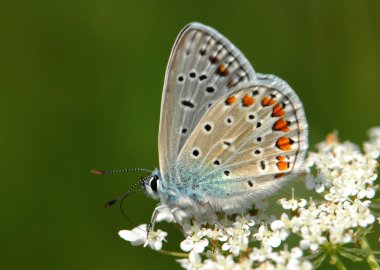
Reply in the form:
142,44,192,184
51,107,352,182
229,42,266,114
102,22,308,225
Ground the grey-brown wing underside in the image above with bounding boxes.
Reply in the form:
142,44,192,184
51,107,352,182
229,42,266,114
158,23,256,182
175,77,308,208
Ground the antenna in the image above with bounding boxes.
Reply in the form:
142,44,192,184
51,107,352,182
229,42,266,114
92,167,151,222
90,168,152,175
92,168,152,227
102,175,150,207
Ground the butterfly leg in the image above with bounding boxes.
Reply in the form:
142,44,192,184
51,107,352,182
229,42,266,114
148,204,167,232
170,207,183,224
171,207,187,233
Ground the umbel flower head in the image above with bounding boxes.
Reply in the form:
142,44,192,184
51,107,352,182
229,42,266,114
118,128,380,270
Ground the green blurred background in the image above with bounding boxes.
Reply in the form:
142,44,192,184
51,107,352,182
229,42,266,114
1,1,379,269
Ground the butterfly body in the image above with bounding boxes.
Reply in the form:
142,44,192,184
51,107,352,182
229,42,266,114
141,23,308,218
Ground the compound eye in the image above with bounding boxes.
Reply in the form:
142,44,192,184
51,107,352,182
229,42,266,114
149,175,159,192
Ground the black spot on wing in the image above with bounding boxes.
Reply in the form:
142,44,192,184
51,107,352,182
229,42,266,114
181,100,195,108
199,74,207,81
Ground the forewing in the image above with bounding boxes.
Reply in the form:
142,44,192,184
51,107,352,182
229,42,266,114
176,75,308,201
158,23,256,182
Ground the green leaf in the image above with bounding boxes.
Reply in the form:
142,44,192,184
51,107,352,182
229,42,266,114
312,254,327,269
340,247,369,257
339,249,364,262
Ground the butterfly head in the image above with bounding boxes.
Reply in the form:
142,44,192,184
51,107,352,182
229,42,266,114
141,168,162,200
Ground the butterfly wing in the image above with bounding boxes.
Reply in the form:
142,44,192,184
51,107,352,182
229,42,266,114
175,75,308,211
159,23,256,183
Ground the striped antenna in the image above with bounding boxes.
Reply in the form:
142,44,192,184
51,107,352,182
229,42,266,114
91,168,152,175
104,175,150,208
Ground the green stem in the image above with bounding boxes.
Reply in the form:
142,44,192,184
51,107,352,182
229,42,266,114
359,236,380,270
157,249,189,258
323,243,348,270
334,256,348,270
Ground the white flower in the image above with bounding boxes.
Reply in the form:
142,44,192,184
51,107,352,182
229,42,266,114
183,222,203,236
118,224,167,251
249,246,273,263
116,128,380,270
180,232,209,253
235,213,255,230
143,228,167,250
279,197,307,211
180,222,211,253
357,185,376,199
270,219,290,242
366,127,380,159
268,247,302,265
254,224,285,248
357,208,376,227
305,173,328,193
252,247,312,270
177,251,203,270
222,235,248,256
205,224,228,242
222,222,251,256
118,224,147,246
279,189,307,211
203,254,236,270
299,224,326,251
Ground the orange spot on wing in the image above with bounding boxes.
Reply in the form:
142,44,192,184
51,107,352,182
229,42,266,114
277,161,289,171
276,155,290,172
276,137,294,151
217,64,228,76
273,118,290,132
261,96,275,106
225,96,236,105
272,103,285,117
242,94,255,107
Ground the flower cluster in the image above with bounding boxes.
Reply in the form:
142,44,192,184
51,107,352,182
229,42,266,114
118,128,380,269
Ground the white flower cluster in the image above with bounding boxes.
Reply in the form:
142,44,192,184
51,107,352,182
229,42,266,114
118,128,380,269
119,224,168,251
